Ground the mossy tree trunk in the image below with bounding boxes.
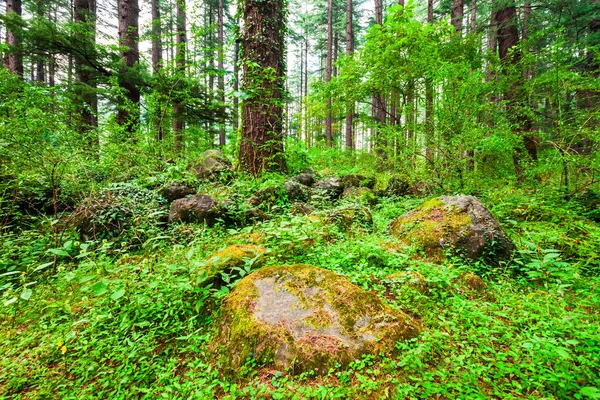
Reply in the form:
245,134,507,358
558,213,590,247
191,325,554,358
5,0,24,78
238,0,288,175
117,0,140,133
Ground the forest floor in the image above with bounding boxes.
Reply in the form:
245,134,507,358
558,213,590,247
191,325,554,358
1,176,599,399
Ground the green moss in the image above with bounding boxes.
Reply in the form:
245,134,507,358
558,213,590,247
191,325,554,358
389,197,473,262
197,244,267,285
216,265,420,374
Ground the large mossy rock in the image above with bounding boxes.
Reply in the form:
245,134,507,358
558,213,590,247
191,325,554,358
388,196,515,264
341,174,376,190
168,194,223,225
197,244,267,287
315,177,344,200
217,265,420,374
190,150,233,181
324,205,373,233
158,182,195,203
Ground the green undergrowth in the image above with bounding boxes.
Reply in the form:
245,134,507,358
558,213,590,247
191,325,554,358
1,186,600,398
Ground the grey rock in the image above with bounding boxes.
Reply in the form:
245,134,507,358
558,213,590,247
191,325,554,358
169,194,222,225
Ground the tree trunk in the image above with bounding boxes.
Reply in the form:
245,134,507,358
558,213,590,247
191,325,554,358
218,0,226,146
373,0,386,156
470,0,477,33
117,0,140,133
496,5,537,179
173,0,186,151
325,0,334,147
451,0,464,33
151,0,163,141
345,0,354,150
232,19,240,132
74,0,98,138
151,0,162,73
5,0,23,78
239,0,287,175
425,0,434,163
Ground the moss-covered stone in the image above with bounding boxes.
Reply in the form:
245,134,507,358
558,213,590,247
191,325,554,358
462,272,487,291
216,265,420,374
341,187,377,205
324,205,373,233
388,196,515,264
197,244,267,287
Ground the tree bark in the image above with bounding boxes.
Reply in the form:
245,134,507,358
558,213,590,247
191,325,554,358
325,0,334,147
496,5,537,179
451,0,464,33
239,0,288,174
232,18,240,132
425,0,434,163
117,0,140,133
173,0,186,151
74,0,98,143
218,0,226,146
5,0,23,78
151,0,162,73
345,0,354,150
373,0,386,155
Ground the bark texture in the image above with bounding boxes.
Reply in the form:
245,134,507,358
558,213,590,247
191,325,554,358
5,0,23,78
117,0,140,132
173,0,186,150
239,0,287,175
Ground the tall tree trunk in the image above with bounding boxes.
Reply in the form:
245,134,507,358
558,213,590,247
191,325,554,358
151,0,162,72
425,0,434,163
117,0,140,133
345,0,354,150
218,0,226,147
173,0,186,151
232,19,240,132
74,0,98,140
239,0,287,174
373,0,386,156
325,0,334,147
152,0,163,141
451,0,464,33
5,0,23,78
470,0,477,33
496,5,537,179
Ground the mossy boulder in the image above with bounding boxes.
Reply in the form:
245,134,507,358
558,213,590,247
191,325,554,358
385,176,410,197
293,172,315,187
388,196,515,264
324,205,373,233
190,150,233,182
216,265,420,374
168,194,224,225
315,177,344,200
197,244,267,287
159,182,196,203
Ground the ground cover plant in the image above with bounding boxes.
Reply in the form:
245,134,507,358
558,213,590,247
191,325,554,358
1,167,599,398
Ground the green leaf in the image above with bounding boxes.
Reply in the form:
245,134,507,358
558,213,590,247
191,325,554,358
3,297,18,306
580,387,600,399
111,289,126,300
48,248,70,257
91,282,108,296
20,289,32,301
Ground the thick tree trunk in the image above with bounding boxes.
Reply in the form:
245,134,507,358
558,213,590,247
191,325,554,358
117,0,140,133
470,0,477,33
451,0,464,33
218,0,226,146
345,0,354,150
5,0,23,78
239,0,287,174
325,0,334,147
74,0,98,136
173,0,186,151
496,5,537,179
